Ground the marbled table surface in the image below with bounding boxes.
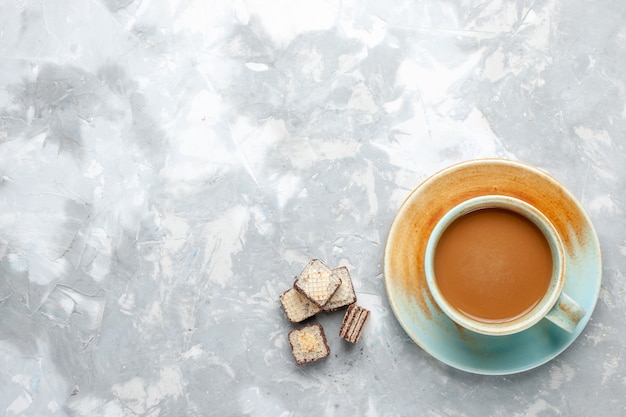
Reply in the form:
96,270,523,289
1,1,626,416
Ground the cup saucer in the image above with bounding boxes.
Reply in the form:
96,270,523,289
383,159,602,375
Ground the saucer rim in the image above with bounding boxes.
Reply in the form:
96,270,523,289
383,158,602,375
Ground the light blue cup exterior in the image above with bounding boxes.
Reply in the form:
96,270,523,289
424,195,585,336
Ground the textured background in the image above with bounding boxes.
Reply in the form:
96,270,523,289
1,0,625,416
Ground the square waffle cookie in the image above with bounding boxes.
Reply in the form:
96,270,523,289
339,304,370,343
280,287,321,323
322,266,357,312
293,259,341,308
288,323,330,365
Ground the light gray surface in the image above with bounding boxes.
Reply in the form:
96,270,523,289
1,0,625,416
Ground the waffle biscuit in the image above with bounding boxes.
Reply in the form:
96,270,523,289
294,259,341,308
280,287,321,323
288,323,330,365
339,304,370,343
322,266,357,312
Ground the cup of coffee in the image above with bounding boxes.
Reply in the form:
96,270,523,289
424,195,585,336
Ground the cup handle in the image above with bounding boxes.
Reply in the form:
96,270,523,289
544,293,586,333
